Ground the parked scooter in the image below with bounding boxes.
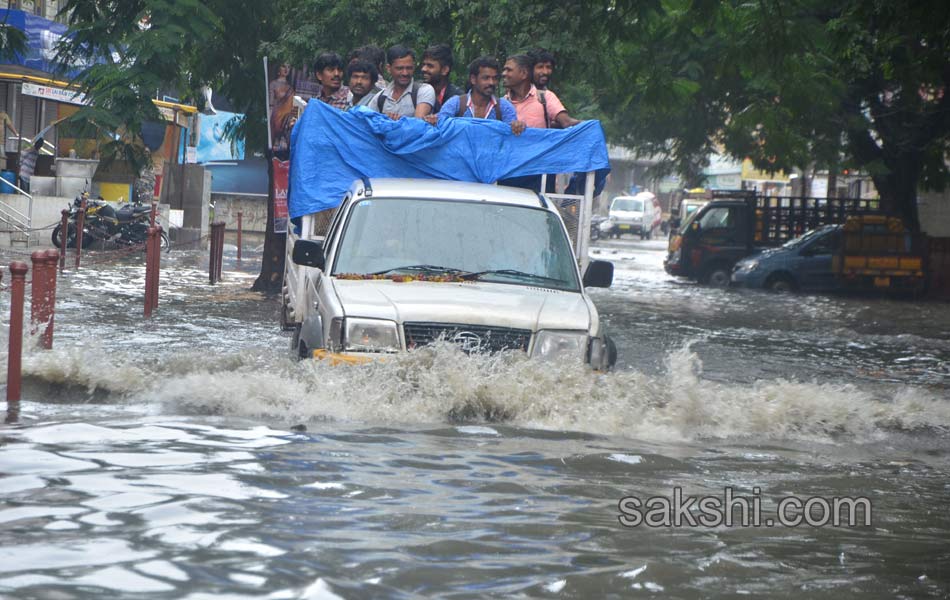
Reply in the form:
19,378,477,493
590,215,609,241
52,191,169,251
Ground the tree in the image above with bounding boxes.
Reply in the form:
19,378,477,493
55,0,222,173
598,0,950,230
0,10,28,63
55,0,283,290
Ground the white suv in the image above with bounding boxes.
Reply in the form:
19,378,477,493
283,178,617,369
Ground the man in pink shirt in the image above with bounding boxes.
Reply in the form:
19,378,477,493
502,54,580,129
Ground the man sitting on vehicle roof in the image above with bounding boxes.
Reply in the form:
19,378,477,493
345,60,379,110
430,56,526,136
369,45,436,120
313,52,349,110
503,54,579,129
528,47,556,92
421,44,463,114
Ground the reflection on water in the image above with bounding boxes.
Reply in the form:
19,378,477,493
0,241,948,597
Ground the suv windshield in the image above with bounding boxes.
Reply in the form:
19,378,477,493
611,198,643,212
333,198,580,292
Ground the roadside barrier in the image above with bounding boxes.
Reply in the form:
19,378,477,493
209,221,225,284
6,261,28,404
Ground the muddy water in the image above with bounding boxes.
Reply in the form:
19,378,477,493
1,240,948,599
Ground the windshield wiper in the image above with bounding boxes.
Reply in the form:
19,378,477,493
371,264,469,276
463,269,566,285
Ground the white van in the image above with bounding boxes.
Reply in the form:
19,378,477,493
603,192,660,239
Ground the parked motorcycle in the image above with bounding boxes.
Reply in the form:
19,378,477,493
52,192,169,251
590,215,609,241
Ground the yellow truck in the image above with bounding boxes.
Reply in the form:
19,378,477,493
833,215,926,294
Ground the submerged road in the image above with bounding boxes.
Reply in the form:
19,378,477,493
0,240,948,598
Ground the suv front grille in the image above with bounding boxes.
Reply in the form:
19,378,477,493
403,322,532,354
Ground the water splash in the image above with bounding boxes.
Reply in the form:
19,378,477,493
19,340,949,443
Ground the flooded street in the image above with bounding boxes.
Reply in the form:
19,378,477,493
2,239,949,598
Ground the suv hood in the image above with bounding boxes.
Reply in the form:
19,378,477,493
333,279,591,331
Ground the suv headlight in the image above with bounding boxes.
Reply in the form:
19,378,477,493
344,318,400,352
532,330,589,361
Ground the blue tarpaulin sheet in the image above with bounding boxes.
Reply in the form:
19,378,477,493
0,9,83,79
289,100,610,218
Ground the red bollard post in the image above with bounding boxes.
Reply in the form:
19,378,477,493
150,201,157,228
145,227,155,317
209,222,225,284
59,209,69,272
30,251,49,338
216,222,224,282
150,226,161,311
7,262,29,404
43,249,59,349
208,223,217,284
237,211,243,263
75,197,86,269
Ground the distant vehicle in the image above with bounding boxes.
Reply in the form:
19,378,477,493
731,225,845,292
603,192,660,239
665,190,882,286
667,188,711,232
731,216,925,294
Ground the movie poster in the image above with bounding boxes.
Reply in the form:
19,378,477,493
265,57,323,153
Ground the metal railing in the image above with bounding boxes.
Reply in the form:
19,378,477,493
0,178,34,246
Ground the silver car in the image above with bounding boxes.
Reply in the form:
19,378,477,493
282,178,617,369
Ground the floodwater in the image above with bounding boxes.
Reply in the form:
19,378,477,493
1,238,948,599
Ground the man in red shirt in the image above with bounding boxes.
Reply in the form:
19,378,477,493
503,54,579,129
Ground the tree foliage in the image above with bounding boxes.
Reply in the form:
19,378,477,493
53,0,949,244
601,0,950,228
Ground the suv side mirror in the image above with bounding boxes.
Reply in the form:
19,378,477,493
292,239,325,269
583,260,614,288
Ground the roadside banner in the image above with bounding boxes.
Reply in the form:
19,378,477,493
272,158,289,233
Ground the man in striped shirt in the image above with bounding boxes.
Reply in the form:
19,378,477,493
434,56,525,136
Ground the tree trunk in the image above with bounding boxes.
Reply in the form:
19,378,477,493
871,152,922,233
251,152,287,292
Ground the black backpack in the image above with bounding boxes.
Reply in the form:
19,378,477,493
455,94,504,121
377,81,421,112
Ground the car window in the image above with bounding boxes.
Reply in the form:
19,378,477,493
806,230,841,254
698,207,734,229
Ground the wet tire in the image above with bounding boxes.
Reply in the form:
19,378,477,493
51,223,76,249
766,274,796,293
160,231,170,252
703,265,732,288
